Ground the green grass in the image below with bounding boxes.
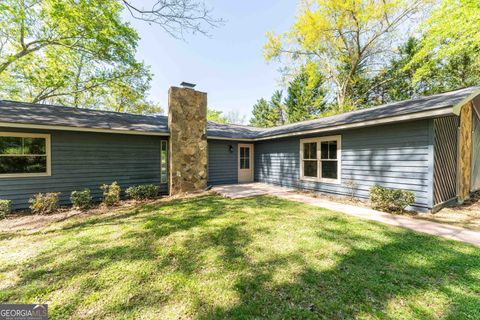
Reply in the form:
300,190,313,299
0,195,479,319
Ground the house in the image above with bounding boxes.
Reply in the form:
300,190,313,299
0,85,479,212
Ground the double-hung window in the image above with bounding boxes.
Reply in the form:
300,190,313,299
300,135,341,183
0,132,51,177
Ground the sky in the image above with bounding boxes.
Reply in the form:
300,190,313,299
125,1,298,122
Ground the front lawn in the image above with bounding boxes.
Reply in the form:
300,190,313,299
0,195,479,319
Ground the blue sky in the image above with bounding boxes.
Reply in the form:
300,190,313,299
125,1,298,121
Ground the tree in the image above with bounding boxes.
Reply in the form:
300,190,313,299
250,91,286,127
264,0,429,113
250,98,273,127
284,63,326,122
369,35,480,107
224,110,247,125
0,0,160,113
207,108,228,123
120,0,223,38
270,90,287,125
0,0,222,114
409,0,480,88
365,37,422,106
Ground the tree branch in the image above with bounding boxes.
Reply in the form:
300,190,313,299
119,0,224,39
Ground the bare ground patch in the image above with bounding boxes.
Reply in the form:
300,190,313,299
415,193,480,231
0,191,211,234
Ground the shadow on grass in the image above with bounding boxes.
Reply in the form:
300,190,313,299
1,195,479,319
200,227,480,319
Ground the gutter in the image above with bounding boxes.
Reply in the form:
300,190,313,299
0,121,170,137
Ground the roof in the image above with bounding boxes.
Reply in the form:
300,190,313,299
0,86,478,139
0,100,169,135
213,86,480,140
207,121,263,139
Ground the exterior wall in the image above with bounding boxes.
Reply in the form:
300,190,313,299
208,140,238,185
472,109,480,192
458,102,473,201
168,87,208,194
0,128,167,209
432,116,459,208
254,120,434,210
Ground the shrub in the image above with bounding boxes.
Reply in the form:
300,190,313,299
369,185,415,213
71,189,93,210
125,184,160,200
100,182,121,206
0,200,12,219
29,193,60,215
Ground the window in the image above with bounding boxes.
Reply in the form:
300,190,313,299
160,140,168,183
239,146,250,169
300,135,341,183
0,132,51,177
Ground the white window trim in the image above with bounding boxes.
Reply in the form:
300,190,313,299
300,135,341,184
0,132,51,178
160,140,168,184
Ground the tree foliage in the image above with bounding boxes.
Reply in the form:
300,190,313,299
409,0,480,86
207,108,228,124
368,35,480,107
0,0,162,114
284,63,326,122
264,0,429,113
0,0,220,114
250,91,286,127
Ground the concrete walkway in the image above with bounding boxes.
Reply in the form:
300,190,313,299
212,183,480,247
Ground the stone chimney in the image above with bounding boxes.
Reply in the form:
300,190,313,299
168,85,208,194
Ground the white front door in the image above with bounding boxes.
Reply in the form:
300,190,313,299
238,144,254,183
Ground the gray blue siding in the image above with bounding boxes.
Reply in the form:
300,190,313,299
0,128,168,209
255,120,434,210
208,140,238,185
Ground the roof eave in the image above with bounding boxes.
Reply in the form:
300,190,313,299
220,106,455,142
0,105,458,141
452,88,480,115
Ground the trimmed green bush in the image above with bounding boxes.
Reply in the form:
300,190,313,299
0,200,12,219
125,184,160,200
29,193,60,215
369,185,415,213
71,189,93,210
100,182,121,206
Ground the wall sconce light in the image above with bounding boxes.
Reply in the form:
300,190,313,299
229,145,234,153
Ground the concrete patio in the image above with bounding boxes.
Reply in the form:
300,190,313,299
212,183,294,198
212,183,480,247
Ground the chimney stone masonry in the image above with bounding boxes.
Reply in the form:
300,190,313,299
168,86,208,194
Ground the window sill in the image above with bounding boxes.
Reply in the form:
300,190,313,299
300,176,341,185
0,173,51,179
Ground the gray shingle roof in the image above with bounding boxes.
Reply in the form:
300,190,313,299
0,86,478,139
0,100,169,133
254,86,479,139
207,121,263,139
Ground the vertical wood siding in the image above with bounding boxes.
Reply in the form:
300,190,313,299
208,140,238,185
458,103,473,200
0,128,167,209
254,120,433,210
432,116,459,206
472,110,480,192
